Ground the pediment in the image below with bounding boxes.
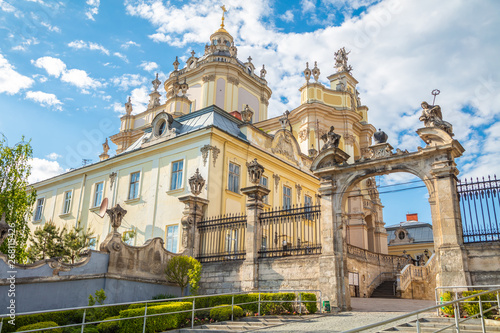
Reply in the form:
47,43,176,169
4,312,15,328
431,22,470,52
270,129,302,166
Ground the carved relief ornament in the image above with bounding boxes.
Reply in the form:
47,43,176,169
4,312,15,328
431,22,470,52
200,144,220,167
202,74,216,82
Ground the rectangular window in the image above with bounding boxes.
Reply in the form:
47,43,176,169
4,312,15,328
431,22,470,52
260,176,269,204
93,182,103,207
283,185,292,209
228,162,240,193
170,160,184,190
128,172,140,200
88,237,97,250
304,195,312,207
62,190,72,214
166,225,179,252
34,198,44,221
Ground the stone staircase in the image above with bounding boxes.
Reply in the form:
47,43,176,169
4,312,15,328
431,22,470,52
380,317,500,332
176,315,319,332
370,280,398,298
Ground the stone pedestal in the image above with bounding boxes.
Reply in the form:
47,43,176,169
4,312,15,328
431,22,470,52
241,185,270,290
178,195,209,257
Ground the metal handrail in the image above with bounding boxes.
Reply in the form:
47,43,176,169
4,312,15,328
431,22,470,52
343,287,500,333
0,289,322,333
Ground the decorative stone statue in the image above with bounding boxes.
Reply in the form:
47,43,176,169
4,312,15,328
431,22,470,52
279,110,293,132
102,138,110,155
241,104,253,123
188,169,205,196
419,101,454,136
334,47,353,74
260,65,266,79
173,56,180,71
303,62,311,83
152,73,161,92
321,126,341,150
246,158,265,184
0,213,10,246
125,97,133,115
180,78,189,95
106,204,127,233
373,129,388,144
229,42,237,57
312,61,320,82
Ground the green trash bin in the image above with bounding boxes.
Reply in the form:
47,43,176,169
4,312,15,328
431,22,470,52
323,300,330,312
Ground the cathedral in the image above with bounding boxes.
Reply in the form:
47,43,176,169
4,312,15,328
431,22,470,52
29,15,388,255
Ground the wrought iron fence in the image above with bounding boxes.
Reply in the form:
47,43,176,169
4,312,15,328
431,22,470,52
196,213,247,263
259,204,321,258
457,175,500,243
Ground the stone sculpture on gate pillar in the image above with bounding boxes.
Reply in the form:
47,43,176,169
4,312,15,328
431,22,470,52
240,158,270,291
178,169,209,257
99,204,128,252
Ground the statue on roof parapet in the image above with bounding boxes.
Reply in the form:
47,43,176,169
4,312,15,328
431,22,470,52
419,101,454,136
321,126,341,150
125,96,132,115
334,47,353,74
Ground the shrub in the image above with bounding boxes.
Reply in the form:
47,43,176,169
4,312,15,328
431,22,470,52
88,289,107,306
462,290,497,319
4,310,84,333
128,302,171,310
64,326,99,333
209,305,244,322
165,256,202,296
440,292,455,316
152,294,178,300
299,293,318,314
96,316,120,333
118,301,192,333
16,321,62,333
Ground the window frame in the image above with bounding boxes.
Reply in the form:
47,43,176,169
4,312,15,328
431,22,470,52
34,197,45,221
165,225,179,253
62,190,73,215
128,171,141,200
170,160,184,191
228,162,241,193
283,185,292,209
93,182,104,208
88,237,98,250
260,176,269,204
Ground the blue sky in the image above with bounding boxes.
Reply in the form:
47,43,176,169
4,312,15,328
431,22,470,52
1,0,499,225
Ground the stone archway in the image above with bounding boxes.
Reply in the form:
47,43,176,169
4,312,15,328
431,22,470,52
311,125,471,310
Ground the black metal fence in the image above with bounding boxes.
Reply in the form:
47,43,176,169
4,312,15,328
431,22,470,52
197,213,247,263
457,175,500,243
258,204,321,258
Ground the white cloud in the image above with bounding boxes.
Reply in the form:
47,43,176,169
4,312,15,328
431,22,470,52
29,157,65,184
68,40,109,55
113,52,128,62
121,40,140,49
0,54,34,95
41,21,60,32
111,74,146,91
32,74,48,83
130,86,149,113
85,0,100,20
112,101,124,113
139,61,158,72
12,37,39,51
0,0,15,12
32,56,103,91
46,152,62,160
31,56,66,77
280,10,294,22
25,91,63,110
301,0,316,13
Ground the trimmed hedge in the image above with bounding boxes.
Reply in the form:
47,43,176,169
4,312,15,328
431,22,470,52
118,302,192,333
440,292,455,316
209,305,244,322
96,316,120,333
128,302,171,310
299,292,318,314
4,310,83,333
462,290,497,319
16,321,62,333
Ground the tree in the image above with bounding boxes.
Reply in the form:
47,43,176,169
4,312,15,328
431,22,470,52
60,225,94,264
165,255,202,296
0,136,37,263
26,221,65,262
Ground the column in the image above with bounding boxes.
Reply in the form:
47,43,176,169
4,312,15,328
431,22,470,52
178,196,209,258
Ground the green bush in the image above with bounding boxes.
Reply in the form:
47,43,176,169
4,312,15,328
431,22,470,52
16,321,62,332
96,316,120,333
4,310,84,333
128,302,171,310
118,301,192,333
86,305,129,323
63,326,99,333
440,292,455,316
209,305,244,322
151,294,178,300
299,293,318,314
462,290,497,319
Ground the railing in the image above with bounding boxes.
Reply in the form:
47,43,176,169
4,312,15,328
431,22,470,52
0,289,322,333
259,204,321,258
399,253,437,292
344,287,500,333
197,213,247,263
457,175,500,243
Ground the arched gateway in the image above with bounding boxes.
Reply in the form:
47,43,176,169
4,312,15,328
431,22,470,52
311,105,470,310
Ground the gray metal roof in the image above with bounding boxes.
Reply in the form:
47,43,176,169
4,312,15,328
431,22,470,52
124,105,247,154
386,221,434,244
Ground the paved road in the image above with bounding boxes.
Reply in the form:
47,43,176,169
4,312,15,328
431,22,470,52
254,298,436,332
